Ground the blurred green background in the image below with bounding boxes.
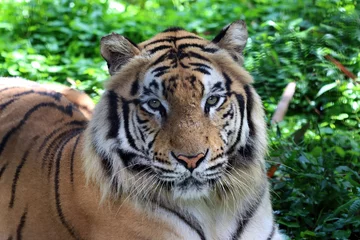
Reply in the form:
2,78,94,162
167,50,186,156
0,0,359,239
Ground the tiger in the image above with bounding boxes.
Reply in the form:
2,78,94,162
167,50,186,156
0,20,283,240
0,77,95,119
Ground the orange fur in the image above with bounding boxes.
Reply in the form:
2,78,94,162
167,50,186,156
0,85,175,239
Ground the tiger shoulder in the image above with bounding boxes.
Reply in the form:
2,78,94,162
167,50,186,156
0,21,284,240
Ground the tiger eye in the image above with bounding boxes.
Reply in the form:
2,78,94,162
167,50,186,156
148,99,161,109
206,96,220,106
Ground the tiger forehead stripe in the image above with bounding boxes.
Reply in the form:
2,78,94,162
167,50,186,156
143,35,202,48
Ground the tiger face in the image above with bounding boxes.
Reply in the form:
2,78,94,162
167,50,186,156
89,21,266,201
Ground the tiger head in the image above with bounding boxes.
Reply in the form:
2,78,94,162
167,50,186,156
85,20,267,202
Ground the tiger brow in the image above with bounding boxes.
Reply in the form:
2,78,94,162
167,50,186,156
152,66,170,73
177,44,219,54
148,45,172,54
211,82,225,92
180,51,211,62
189,63,212,69
142,87,157,96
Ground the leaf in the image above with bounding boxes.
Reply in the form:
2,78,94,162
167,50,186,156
332,230,351,239
349,199,360,214
300,230,316,237
278,220,300,228
315,82,338,98
334,146,346,158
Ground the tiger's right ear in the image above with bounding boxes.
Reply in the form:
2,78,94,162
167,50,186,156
212,20,248,65
100,33,140,75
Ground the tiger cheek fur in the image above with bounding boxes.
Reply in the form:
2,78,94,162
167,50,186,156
0,20,284,240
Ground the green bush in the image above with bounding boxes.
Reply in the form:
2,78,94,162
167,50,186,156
0,0,359,239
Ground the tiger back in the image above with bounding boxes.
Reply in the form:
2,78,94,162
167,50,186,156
0,20,283,240
0,80,173,240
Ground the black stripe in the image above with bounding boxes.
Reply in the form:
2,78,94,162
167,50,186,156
136,114,149,124
47,128,84,178
267,223,276,240
70,135,81,184
151,66,170,74
121,99,139,151
147,130,159,152
179,61,190,69
42,127,84,171
9,137,39,208
189,63,212,69
230,187,266,240
144,36,201,48
154,70,168,77
0,102,73,157
222,105,234,119
131,111,143,144
0,162,9,179
212,25,230,43
0,98,18,110
149,80,160,90
223,72,232,92
124,36,139,49
92,136,120,193
185,51,211,62
150,53,169,67
137,127,146,143
92,141,113,177
38,120,86,152
162,27,184,32
12,90,62,101
244,85,254,136
178,43,206,51
107,91,120,139
0,86,19,94
149,45,172,54
206,162,225,171
227,94,245,155
193,68,210,75
117,148,138,168
7,236,13,240
176,44,218,54
0,90,62,111
238,143,254,163
16,209,27,240
54,129,82,240
203,47,219,53
140,105,155,117
211,82,224,92
152,165,174,173
157,203,206,240
130,78,139,96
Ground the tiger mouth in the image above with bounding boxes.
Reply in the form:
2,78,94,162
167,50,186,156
177,176,204,189
158,175,219,192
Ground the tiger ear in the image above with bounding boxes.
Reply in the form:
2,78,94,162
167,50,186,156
100,33,140,75
212,20,248,65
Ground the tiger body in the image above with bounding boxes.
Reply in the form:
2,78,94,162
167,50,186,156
0,21,283,240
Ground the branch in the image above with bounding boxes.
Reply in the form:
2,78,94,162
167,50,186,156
271,82,296,124
325,55,359,84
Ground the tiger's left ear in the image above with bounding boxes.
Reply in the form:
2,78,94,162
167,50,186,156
212,20,248,65
101,33,140,75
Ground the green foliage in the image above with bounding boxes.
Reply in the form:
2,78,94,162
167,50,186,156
0,0,359,239
270,126,360,239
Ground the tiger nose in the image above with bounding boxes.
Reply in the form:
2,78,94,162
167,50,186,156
171,151,207,172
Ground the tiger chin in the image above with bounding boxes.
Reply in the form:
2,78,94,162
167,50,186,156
0,20,283,240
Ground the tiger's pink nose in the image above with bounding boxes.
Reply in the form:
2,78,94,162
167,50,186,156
171,152,206,172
